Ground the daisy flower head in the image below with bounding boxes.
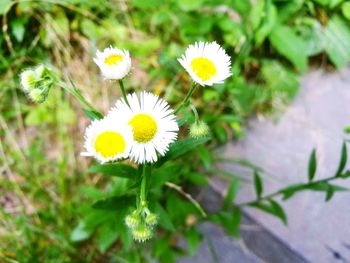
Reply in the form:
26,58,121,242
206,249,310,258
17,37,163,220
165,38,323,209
82,117,133,164
110,92,179,164
178,41,232,86
93,46,132,80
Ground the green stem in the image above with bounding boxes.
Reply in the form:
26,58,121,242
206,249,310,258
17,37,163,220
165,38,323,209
118,80,130,107
140,164,151,207
58,82,100,114
189,104,199,124
174,82,197,114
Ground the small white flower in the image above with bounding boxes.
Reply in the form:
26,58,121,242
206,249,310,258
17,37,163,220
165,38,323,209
109,92,179,164
178,41,232,86
82,117,133,164
93,46,132,80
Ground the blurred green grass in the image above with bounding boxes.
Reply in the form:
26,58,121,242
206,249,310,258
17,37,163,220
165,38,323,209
1,0,350,262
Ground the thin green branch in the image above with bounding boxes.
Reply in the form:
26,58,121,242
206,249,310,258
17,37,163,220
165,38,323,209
165,182,207,218
118,80,130,107
174,82,197,114
236,172,349,207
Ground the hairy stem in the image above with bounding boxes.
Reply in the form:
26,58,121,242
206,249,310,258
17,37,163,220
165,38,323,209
118,79,130,107
140,164,151,207
58,81,100,114
175,82,197,114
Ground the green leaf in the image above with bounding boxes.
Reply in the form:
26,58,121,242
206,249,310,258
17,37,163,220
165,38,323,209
71,222,93,242
177,0,204,11
323,15,350,68
11,18,26,42
254,170,263,198
92,195,135,210
269,199,287,225
342,2,350,20
154,203,176,232
269,25,308,72
132,0,163,9
97,222,119,253
89,163,138,179
223,178,240,209
325,185,335,202
250,200,287,225
213,209,241,238
0,0,11,15
156,137,209,167
185,228,202,256
281,183,307,200
313,0,330,5
308,149,317,181
186,172,208,186
335,142,347,177
83,109,103,120
254,3,277,46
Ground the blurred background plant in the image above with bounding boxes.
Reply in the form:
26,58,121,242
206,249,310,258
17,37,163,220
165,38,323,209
2,0,350,262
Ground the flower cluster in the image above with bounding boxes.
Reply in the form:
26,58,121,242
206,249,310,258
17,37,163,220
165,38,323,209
82,91,179,164
19,65,55,103
125,207,158,242
19,41,232,243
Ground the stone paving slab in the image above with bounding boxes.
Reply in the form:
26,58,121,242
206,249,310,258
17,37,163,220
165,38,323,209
215,68,350,263
179,187,308,263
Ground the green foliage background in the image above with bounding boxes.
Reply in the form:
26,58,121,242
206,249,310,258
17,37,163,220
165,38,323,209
2,0,350,262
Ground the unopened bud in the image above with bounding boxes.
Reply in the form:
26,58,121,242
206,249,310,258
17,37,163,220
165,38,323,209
125,212,141,229
131,223,153,242
19,65,55,104
20,69,37,91
145,212,158,227
28,88,48,104
190,121,210,138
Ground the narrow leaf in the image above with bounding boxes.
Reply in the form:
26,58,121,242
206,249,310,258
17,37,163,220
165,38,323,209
223,178,240,209
254,170,263,198
83,109,103,120
325,185,335,202
308,149,317,182
335,142,347,177
156,137,209,167
89,163,138,179
232,207,241,238
250,200,287,225
269,199,287,225
185,228,202,256
154,203,176,232
92,195,135,210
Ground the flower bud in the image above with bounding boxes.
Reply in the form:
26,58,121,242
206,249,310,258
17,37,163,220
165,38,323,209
20,69,37,91
145,212,158,227
19,65,55,104
35,64,47,78
131,223,153,242
125,212,141,230
190,121,210,138
28,88,48,104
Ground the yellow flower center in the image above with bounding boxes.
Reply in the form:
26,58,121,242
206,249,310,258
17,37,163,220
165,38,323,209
104,54,123,66
129,114,157,143
190,57,216,81
94,131,126,158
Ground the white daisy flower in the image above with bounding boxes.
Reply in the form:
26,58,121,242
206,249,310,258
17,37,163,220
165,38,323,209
109,92,179,164
178,41,232,86
82,117,133,164
93,46,132,80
